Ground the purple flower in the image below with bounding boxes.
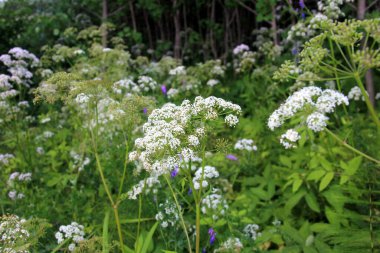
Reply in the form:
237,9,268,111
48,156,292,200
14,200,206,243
226,154,238,161
208,228,216,245
188,188,193,195
161,84,167,95
301,12,306,19
171,165,179,178
143,108,148,114
299,0,305,9
202,248,206,253
291,47,299,55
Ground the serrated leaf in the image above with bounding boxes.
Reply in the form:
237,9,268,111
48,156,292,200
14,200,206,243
319,172,334,191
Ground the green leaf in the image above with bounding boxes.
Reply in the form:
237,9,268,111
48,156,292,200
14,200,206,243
102,211,110,253
319,172,334,191
320,157,332,171
339,175,349,185
284,190,306,216
280,155,292,168
305,193,320,213
346,156,362,176
139,222,158,253
306,170,326,181
292,178,303,193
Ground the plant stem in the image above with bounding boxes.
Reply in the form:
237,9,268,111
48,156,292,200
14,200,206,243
325,129,380,164
90,129,125,252
354,72,380,129
195,203,201,253
164,175,192,253
113,206,124,252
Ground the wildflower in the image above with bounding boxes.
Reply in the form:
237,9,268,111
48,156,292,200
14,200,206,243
243,224,261,241
193,166,219,190
280,129,301,149
233,44,250,55
234,139,257,151
55,222,85,252
161,84,167,95
208,228,216,245
171,165,179,178
169,66,186,76
155,200,179,228
214,238,243,252
226,154,238,161
348,86,366,101
143,108,148,114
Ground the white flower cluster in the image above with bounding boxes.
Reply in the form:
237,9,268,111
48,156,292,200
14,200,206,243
169,66,186,76
55,222,85,252
211,65,225,76
167,88,179,99
127,176,160,200
317,0,353,19
206,79,219,87
348,86,366,101
233,44,250,55
129,96,241,178
280,129,301,149
8,172,32,183
155,200,179,228
113,76,158,95
287,22,315,41
70,151,90,172
201,188,228,220
8,190,25,200
0,215,30,252
0,47,39,88
243,224,261,241
214,238,243,253
309,13,329,29
193,166,219,190
268,86,348,148
234,139,257,152
0,153,14,165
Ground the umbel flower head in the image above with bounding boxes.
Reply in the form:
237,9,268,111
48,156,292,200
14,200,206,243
268,86,348,148
128,96,241,195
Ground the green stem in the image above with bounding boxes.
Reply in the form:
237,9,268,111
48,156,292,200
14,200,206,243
118,141,129,200
113,206,125,252
136,194,142,252
325,129,380,164
90,128,125,252
195,203,201,253
353,72,380,128
164,175,192,253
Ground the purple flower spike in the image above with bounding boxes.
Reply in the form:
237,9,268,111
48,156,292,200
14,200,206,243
171,165,179,178
299,0,305,9
226,154,238,161
208,228,216,245
161,84,167,95
143,107,148,114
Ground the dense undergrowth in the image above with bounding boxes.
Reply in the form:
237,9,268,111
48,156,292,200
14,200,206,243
0,1,380,253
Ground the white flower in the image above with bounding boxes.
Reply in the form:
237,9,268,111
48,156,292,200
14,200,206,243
169,66,186,76
206,79,219,87
234,139,257,151
244,224,261,241
348,86,366,101
225,114,239,127
280,129,301,149
188,135,200,146
307,112,329,132
233,44,250,55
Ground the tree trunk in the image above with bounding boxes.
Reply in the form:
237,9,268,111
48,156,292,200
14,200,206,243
223,2,230,62
173,0,181,59
101,0,108,47
129,0,137,32
210,0,218,58
357,0,375,105
271,3,278,46
143,9,153,49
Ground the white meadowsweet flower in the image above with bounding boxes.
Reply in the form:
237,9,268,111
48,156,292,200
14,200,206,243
55,222,85,251
225,114,239,127
169,66,186,76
